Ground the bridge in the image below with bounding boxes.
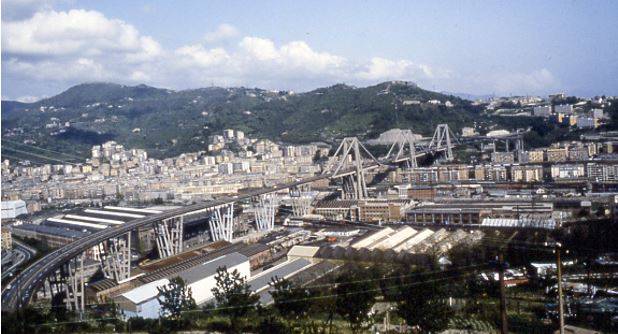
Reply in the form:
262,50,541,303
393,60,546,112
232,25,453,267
1,123,523,312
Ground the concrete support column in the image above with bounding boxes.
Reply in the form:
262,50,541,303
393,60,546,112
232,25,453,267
209,203,234,241
255,193,278,231
98,232,131,282
64,253,86,313
154,216,183,259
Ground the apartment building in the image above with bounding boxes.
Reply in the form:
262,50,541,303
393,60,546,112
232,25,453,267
550,164,586,180
511,165,543,182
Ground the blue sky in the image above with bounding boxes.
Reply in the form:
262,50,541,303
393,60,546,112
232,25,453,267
2,0,617,101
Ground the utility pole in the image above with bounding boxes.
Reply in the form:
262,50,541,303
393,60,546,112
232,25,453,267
555,243,565,334
495,232,517,334
498,251,508,334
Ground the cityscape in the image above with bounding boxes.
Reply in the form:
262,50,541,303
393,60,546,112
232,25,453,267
2,1,617,333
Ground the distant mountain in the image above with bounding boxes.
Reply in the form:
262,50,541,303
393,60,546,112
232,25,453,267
2,81,530,160
1,100,28,115
35,82,172,107
441,91,495,101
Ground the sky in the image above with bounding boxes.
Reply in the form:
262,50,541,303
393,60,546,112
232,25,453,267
2,0,617,101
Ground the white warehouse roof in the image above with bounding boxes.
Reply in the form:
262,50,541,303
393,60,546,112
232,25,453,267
104,206,163,214
64,214,124,225
371,226,418,250
351,227,395,249
47,217,107,230
121,278,170,304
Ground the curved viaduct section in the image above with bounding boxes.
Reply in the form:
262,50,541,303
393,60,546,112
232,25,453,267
2,125,464,311
2,173,341,310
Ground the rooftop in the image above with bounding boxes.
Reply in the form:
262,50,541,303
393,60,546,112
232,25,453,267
120,278,169,304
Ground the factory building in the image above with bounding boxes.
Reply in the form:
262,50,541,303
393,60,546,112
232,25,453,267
9,206,172,255
346,226,483,256
314,199,411,222
248,257,315,304
116,252,250,319
11,223,90,248
114,244,318,318
407,201,553,225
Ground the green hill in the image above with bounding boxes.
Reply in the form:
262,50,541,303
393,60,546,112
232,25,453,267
2,81,497,160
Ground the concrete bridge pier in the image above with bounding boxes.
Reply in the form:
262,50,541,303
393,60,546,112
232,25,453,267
154,216,183,258
429,124,455,161
98,232,131,282
64,253,86,313
209,203,234,241
254,193,278,231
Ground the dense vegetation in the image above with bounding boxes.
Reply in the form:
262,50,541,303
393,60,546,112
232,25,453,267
3,81,600,162
2,81,485,160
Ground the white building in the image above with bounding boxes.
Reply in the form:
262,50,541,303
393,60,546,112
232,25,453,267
577,117,597,129
116,252,250,319
1,200,28,220
592,109,604,119
533,105,552,117
587,163,618,182
218,163,234,175
554,104,573,115
461,127,477,137
551,164,585,180
223,129,235,139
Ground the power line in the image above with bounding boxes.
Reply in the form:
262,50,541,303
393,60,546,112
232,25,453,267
24,262,488,310
193,271,479,314
22,267,482,329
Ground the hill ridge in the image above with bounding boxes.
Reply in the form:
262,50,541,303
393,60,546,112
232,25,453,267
2,81,492,159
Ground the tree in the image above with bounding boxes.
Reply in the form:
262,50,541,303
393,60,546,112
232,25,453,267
334,267,378,334
210,266,259,332
395,272,452,333
156,276,196,320
270,276,313,322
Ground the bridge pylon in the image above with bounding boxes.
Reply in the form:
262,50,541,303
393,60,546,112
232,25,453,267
290,185,314,217
429,124,457,161
98,232,131,282
209,203,234,241
64,253,86,313
254,193,278,231
42,254,87,313
154,216,183,259
384,129,418,168
323,137,380,200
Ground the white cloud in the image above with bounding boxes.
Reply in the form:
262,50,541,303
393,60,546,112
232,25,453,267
1,7,459,98
15,95,43,103
204,23,239,43
279,41,346,73
234,37,346,77
176,45,231,67
2,9,161,60
356,57,448,82
239,37,279,61
1,8,167,97
5,57,108,81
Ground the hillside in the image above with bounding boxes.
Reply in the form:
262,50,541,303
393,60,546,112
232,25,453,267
1,81,507,160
